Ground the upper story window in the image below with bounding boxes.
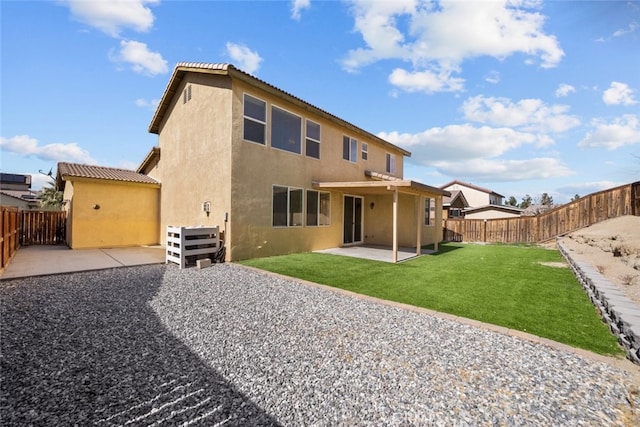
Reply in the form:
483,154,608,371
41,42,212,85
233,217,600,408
243,94,266,145
305,120,321,159
272,106,302,154
361,143,368,160
343,136,357,162
386,153,396,174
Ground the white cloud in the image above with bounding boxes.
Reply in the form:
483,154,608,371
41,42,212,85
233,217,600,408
430,158,573,182
555,83,575,98
342,0,564,93
110,40,168,76
291,0,311,20
226,42,263,74
613,21,639,37
556,181,621,196
135,98,160,110
484,71,501,85
388,67,464,93
578,114,640,150
63,0,158,37
461,95,580,133
0,135,96,164
379,124,551,164
603,81,638,106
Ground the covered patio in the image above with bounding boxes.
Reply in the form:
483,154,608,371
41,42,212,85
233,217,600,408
313,171,450,263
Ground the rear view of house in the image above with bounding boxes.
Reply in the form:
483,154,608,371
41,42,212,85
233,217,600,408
142,62,449,261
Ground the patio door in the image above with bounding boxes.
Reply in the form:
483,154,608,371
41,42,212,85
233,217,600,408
343,195,363,245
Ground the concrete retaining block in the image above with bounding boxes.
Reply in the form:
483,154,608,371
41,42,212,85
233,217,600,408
558,238,640,366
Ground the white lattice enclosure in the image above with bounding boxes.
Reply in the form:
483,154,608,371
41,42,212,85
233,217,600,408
166,226,221,268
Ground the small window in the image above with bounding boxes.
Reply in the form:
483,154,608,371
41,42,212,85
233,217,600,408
272,106,302,154
386,153,396,174
306,190,331,226
305,120,321,159
361,143,368,160
273,185,303,227
343,136,357,162
425,198,436,226
243,94,266,145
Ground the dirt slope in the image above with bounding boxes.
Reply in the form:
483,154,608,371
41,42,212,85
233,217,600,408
559,215,640,306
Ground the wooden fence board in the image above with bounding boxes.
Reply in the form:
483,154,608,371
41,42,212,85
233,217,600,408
443,181,639,244
20,211,66,245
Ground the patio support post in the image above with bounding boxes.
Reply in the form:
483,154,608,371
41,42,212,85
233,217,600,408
416,195,422,257
393,187,398,263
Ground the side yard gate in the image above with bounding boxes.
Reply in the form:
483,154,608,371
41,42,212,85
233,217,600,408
444,181,640,244
1,208,66,271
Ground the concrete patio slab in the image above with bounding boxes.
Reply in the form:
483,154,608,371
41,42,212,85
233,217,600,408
314,245,434,263
0,245,166,280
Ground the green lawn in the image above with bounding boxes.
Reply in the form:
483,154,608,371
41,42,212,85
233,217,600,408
240,242,623,356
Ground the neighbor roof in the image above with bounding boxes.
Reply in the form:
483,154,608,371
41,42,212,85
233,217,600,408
148,62,411,157
56,162,160,190
443,190,469,207
439,180,505,198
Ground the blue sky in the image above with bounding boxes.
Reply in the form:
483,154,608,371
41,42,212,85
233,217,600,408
2,0,639,203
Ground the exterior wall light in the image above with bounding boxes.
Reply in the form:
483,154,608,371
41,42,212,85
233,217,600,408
92,204,100,210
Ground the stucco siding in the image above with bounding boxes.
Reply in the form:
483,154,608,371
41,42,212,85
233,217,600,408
155,74,234,246
66,180,159,248
225,80,412,260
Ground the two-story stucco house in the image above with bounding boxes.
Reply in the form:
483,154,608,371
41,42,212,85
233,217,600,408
139,62,449,262
439,180,522,219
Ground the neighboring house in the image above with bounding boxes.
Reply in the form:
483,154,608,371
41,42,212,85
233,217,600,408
56,163,160,249
0,173,40,210
464,204,524,219
439,180,521,220
141,62,449,262
442,190,469,219
440,180,504,206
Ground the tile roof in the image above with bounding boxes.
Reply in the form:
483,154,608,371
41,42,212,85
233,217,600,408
57,163,160,186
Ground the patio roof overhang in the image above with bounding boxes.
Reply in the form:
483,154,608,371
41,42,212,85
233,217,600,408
312,174,450,263
312,172,450,198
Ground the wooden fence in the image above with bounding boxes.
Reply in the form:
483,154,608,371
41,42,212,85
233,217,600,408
1,207,20,272
20,210,67,246
0,208,67,272
443,181,640,244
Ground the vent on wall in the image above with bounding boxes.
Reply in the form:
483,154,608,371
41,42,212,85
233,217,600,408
183,84,192,104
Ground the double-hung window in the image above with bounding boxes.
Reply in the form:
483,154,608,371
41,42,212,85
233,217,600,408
271,106,302,154
343,136,357,162
243,94,266,145
306,190,330,226
361,143,368,160
273,186,303,227
386,153,396,174
305,120,321,159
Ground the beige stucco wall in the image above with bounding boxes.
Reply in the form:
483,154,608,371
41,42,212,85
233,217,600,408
153,74,234,248
63,179,159,248
153,71,444,261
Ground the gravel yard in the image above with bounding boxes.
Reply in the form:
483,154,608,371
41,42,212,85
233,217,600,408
2,263,639,426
